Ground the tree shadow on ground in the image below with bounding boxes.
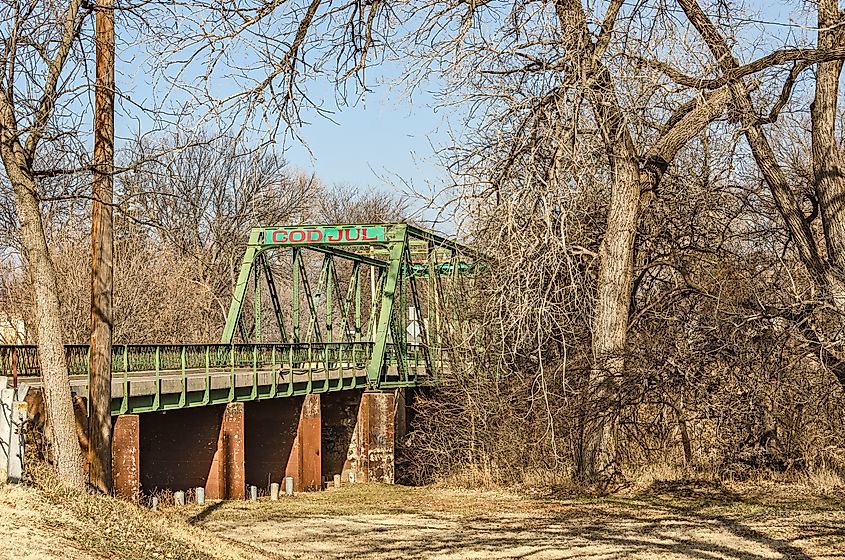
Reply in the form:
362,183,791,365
204,478,845,559
187,500,227,524
210,505,834,559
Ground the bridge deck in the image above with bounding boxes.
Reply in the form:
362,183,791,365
3,343,439,414
19,363,425,414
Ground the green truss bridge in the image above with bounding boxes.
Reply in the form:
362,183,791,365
0,223,480,416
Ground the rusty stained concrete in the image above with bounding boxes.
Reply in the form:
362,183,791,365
355,391,396,484
207,402,245,500
284,394,322,491
321,390,404,485
111,414,140,501
111,389,407,499
138,402,245,500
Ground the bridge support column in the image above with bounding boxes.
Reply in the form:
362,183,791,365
112,414,140,501
285,394,321,491
206,402,245,500
355,391,397,484
322,390,407,485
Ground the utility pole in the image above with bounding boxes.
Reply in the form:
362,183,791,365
89,0,115,494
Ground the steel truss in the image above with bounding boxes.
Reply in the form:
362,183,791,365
221,223,480,389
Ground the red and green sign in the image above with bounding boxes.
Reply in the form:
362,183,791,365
264,225,387,245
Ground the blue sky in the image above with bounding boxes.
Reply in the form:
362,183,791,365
281,79,451,192
276,0,801,193
111,0,805,207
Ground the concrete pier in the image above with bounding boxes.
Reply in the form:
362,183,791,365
112,414,140,500
284,394,322,491
207,402,246,500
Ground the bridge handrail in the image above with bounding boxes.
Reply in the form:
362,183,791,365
0,342,384,377
0,342,453,414
0,341,452,378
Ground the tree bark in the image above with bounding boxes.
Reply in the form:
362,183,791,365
5,158,86,490
0,0,86,490
553,0,730,484
581,146,640,482
812,0,845,311
88,0,115,494
678,0,845,310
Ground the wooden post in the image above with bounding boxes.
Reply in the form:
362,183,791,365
89,0,115,494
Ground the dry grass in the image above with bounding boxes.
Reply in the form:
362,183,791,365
0,466,279,560
3,468,844,559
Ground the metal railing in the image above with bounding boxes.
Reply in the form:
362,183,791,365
0,342,440,414
0,343,378,376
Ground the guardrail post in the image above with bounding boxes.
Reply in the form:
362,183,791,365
153,346,161,411
119,345,129,415
178,346,186,408
202,346,210,405
10,347,17,389
250,345,258,400
270,346,278,397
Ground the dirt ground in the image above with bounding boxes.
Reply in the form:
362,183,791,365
187,482,845,560
2,477,843,559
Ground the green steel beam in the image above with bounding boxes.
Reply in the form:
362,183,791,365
299,253,324,343
326,255,334,343
366,224,407,386
261,253,288,342
222,228,262,344
307,245,387,270
253,255,262,343
177,221,482,399
293,248,301,343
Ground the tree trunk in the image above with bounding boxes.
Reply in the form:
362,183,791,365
578,154,641,483
812,0,845,311
6,159,86,490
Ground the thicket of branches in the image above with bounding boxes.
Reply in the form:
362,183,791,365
400,1,845,486
406,143,845,484
0,136,406,344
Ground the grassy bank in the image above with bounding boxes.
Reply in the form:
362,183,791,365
0,469,278,560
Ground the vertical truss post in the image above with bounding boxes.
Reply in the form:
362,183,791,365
326,256,334,343
304,255,327,343
367,225,407,386
293,248,301,343
427,242,438,378
355,265,362,342
254,253,262,344
391,252,409,380
406,248,433,379
221,228,262,344
368,271,383,344
338,262,360,343
400,255,407,348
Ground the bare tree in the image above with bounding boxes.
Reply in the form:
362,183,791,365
120,133,314,324
316,184,408,224
0,0,91,489
673,0,845,390
145,0,738,485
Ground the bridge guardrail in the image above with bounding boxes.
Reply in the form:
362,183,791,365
0,342,445,414
0,342,383,377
